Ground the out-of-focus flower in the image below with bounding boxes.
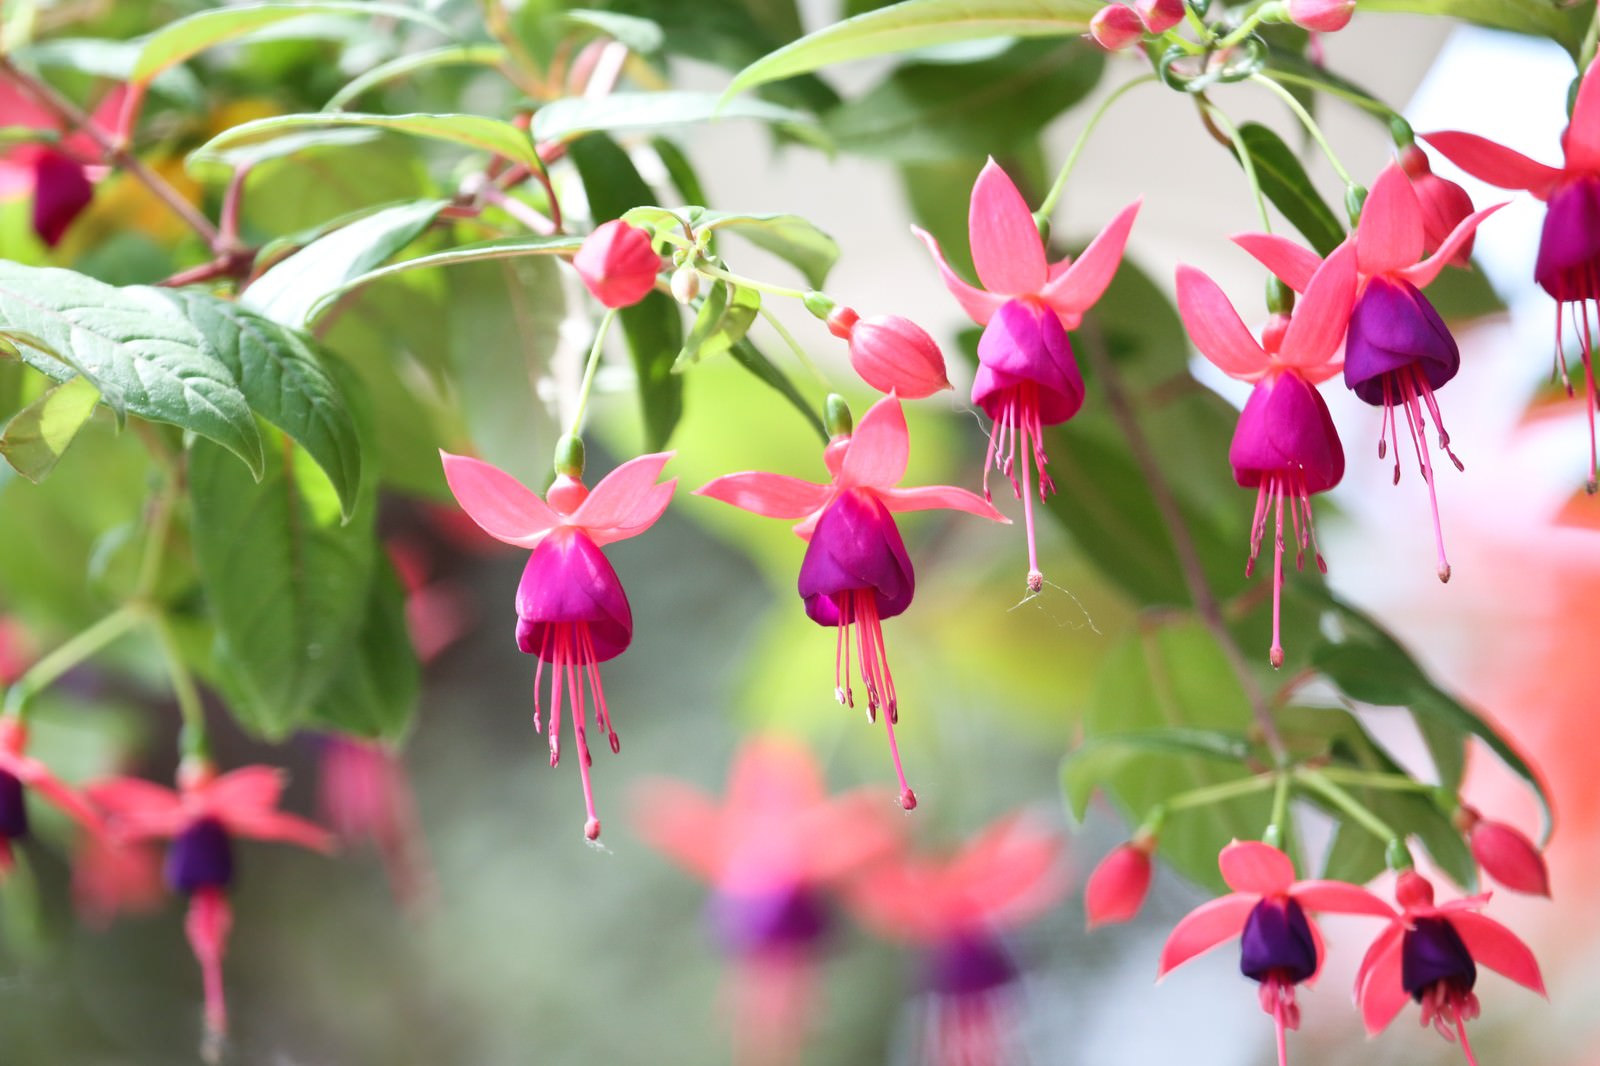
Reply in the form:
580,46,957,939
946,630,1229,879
0,716,102,875
1085,837,1155,928
318,735,433,912
1453,805,1550,897
0,77,126,247
827,308,953,399
573,220,661,308
1135,0,1184,33
72,831,164,930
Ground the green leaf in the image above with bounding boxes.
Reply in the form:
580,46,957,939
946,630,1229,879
304,555,419,739
165,291,365,518
729,337,826,440
193,111,541,170
674,282,761,370
323,44,510,111
0,262,265,477
1262,50,1395,123
532,92,822,146
242,199,449,330
1062,727,1252,819
0,375,100,482
1359,0,1587,56
189,429,376,740
18,38,204,108
725,0,1101,97
130,2,453,84
698,211,840,290
1235,122,1344,258
825,39,1103,162
558,9,665,52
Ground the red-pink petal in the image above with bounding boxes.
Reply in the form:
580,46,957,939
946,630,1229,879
1354,921,1402,996
1158,893,1257,975
1395,201,1507,290
1420,131,1563,199
969,159,1047,295
878,484,1007,522
630,778,725,881
1566,57,1600,172
202,766,286,814
223,807,336,853
1039,199,1141,328
1290,879,1396,919
15,759,102,832
1357,164,1424,278
439,451,560,548
1232,232,1321,292
1281,240,1357,367
1218,840,1295,895
695,472,833,523
910,226,1007,325
1450,912,1546,995
87,776,187,839
1355,926,1409,1034
1175,265,1269,379
571,451,676,545
839,394,909,491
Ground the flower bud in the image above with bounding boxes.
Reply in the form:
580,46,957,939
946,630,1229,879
1399,145,1476,265
1085,841,1153,928
824,394,853,439
1288,0,1355,32
846,315,953,399
573,220,660,308
1458,807,1550,897
670,264,700,304
1135,0,1184,32
1089,4,1146,50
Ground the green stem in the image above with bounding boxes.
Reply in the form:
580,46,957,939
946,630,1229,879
1163,772,1277,812
1297,768,1401,845
3,606,142,718
134,477,180,602
1267,69,1399,122
698,265,808,302
1200,99,1273,233
1316,767,1436,793
568,307,617,436
1263,768,1293,848
758,305,832,391
151,615,207,754
1249,74,1356,186
1037,74,1159,221
1216,3,1278,48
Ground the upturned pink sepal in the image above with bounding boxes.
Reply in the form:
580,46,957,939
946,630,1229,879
573,219,661,308
1135,0,1184,32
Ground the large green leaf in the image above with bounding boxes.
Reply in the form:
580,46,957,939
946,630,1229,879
674,282,761,370
825,39,1103,162
304,555,419,740
1235,122,1344,258
1359,0,1587,55
324,45,510,110
558,9,666,53
0,375,100,483
165,291,365,518
189,429,376,740
1062,727,1253,819
242,199,449,330
532,92,822,145
728,337,825,440
193,112,542,170
0,263,265,477
725,0,1101,97
17,38,204,108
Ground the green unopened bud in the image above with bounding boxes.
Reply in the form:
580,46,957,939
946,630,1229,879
803,290,836,321
1385,837,1415,871
1344,183,1368,228
1265,276,1295,316
181,722,210,760
824,393,853,438
554,433,585,478
1388,115,1415,149
670,265,700,305
1033,214,1051,247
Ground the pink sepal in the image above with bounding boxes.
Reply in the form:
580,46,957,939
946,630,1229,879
1566,57,1600,172
969,159,1048,295
1218,840,1295,895
1355,925,1408,1035
439,451,560,548
1175,265,1268,380
1395,201,1506,290
1281,241,1357,367
1419,131,1563,199
1040,199,1141,329
694,472,831,524
1157,893,1256,975
88,776,189,840
1450,912,1546,995
571,451,677,545
1232,233,1322,292
1356,164,1424,278
910,226,1007,326
879,485,1007,522
1290,879,1395,919
839,395,909,491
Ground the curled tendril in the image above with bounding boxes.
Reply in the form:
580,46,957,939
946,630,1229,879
1160,35,1268,93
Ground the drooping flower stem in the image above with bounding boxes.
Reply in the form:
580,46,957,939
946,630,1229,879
1200,101,1275,234
1,605,141,718
1036,74,1158,222
1295,769,1406,858
1077,325,1288,761
153,614,209,755
1249,75,1358,188
1264,768,1293,850
697,265,809,302
1265,70,1402,126
1160,773,1278,814
758,305,834,391
569,307,618,436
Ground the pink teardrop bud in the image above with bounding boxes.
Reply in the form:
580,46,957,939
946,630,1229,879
1461,810,1550,897
1394,870,1434,909
1398,145,1476,265
846,315,952,399
1135,0,1184,32
1288,0,1355,32
573,220,660,308
1089,4,1146,50
1085,841,1153,928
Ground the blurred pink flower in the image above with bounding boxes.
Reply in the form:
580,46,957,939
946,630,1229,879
0,77,125,247
0,716,102,875
1085,838,1154,928
318,735,434,912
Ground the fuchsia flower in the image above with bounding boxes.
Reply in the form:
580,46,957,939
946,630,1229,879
440,448,676,840
0,716,102,873
573,219,662,308
1236,163,1504,583
1355,871,1545,1062
633,737,901,1065
1423,56,1600,489
846,815,1067,1066
88,761,334,1053
0,77,125,247
72,831,164,930
1175,244,1357,666
826,307,953,399
1085,837,1154,928
1158,841,1394,1066
318,735,433,911
697,395,1004,809
914,160,1140,590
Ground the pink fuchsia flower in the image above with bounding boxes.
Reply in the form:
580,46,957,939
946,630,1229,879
1175,244,1357,666
0,716,102,874
0,77,125,247
1085,837,1155,928
633,736,901,1065
826,307,953,399
440,447,675,839
1399,145,1478,265
846,815,1067,1066
573,219,661,308
1135,0,1184,33
1159,841,1394,1066
1423,57,1600,489
1287,0,1355,33
1236,164,1504,584
1355,871,1545,1061
318,735,433,912
697,395,1004,808
1454,806,1550,897
1089,3,1146,49
88,760,334,1053
913,160,1140,591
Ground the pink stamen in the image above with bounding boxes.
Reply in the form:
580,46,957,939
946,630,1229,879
547,628,565,767
985,384,1053,591
1246,481,1269,578
833,590,915,807
1270,479,1285,669
1395,368,1453,582
1584,288,1598,493
1454,1011,1480,1066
